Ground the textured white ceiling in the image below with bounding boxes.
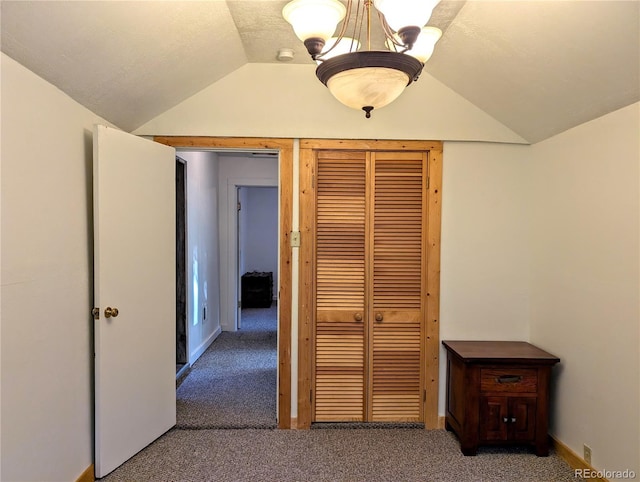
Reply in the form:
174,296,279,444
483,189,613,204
1,0,248,130
1,0,638,141
425,0,640,143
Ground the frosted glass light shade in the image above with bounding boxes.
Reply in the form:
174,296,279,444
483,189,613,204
373,0,440,31
406,27,442,62
316,37,360,64
327,67,409,111
282,0,346,42
316,49,423,117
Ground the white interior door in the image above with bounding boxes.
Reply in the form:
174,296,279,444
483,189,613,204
93,125,176,478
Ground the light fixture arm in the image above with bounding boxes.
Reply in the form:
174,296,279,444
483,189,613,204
304,38,327,59
352,0,366,52
314,0,355,61
365,0,372,51
378,11,408,53
396,26,421,50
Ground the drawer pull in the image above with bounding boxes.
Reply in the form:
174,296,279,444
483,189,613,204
496,375,522,384
502,417,518,423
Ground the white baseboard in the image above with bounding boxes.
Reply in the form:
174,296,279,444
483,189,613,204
189,326,221,365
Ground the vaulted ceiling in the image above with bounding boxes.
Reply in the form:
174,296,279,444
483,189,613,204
1,0,638,143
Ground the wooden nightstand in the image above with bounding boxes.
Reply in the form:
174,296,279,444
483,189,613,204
442,340,560,456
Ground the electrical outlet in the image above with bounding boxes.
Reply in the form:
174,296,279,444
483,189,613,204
583,444,592,465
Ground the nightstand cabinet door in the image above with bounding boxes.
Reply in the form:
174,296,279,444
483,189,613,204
479,396,508,441
479,396,537,442
509,397,537,441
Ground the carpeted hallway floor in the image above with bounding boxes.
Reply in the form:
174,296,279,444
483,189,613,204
99,304,584,481
176,304,277,429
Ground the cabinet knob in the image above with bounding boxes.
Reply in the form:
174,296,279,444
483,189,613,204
354,312,363,322
375,313,383,322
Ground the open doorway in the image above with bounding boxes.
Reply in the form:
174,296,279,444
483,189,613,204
174,149,280,428
155,136,293,430
238,186,279,328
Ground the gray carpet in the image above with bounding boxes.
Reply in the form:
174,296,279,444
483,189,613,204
176,305,277,429
100,428,583,481
100,304,583,481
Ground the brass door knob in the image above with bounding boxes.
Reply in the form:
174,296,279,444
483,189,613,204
104,307,119,318
375,313,383,322
354,312,363,322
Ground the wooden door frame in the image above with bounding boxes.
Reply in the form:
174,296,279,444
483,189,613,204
154,136,293,429
297,139,443,429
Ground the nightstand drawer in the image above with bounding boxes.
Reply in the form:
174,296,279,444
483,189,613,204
481,368,537,393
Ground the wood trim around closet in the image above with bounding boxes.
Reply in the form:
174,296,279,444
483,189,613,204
154,136,293,429
297,139,443,429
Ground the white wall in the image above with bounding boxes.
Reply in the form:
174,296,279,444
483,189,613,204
438,141,532,412
240,187,279,299
134,63,527,144
1,53,110,482
529,103,640,479
217,155,278,331
179,151,221,364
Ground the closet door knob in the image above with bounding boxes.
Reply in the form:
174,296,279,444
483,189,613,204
354,313,363,322
375,313,383,322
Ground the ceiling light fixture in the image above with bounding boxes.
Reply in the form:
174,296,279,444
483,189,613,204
283,0,442,118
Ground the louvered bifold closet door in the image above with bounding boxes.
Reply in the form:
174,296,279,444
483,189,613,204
369,152,426,422
314,151,367,421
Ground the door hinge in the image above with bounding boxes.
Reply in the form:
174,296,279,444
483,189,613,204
312,174,316,189
310,389,313,403
237,201,241,211
238,301,242,309
423,390,427,402
91,307,100,320
427,177,430,190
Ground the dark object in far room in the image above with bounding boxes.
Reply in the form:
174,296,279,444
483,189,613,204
241,271,273,308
